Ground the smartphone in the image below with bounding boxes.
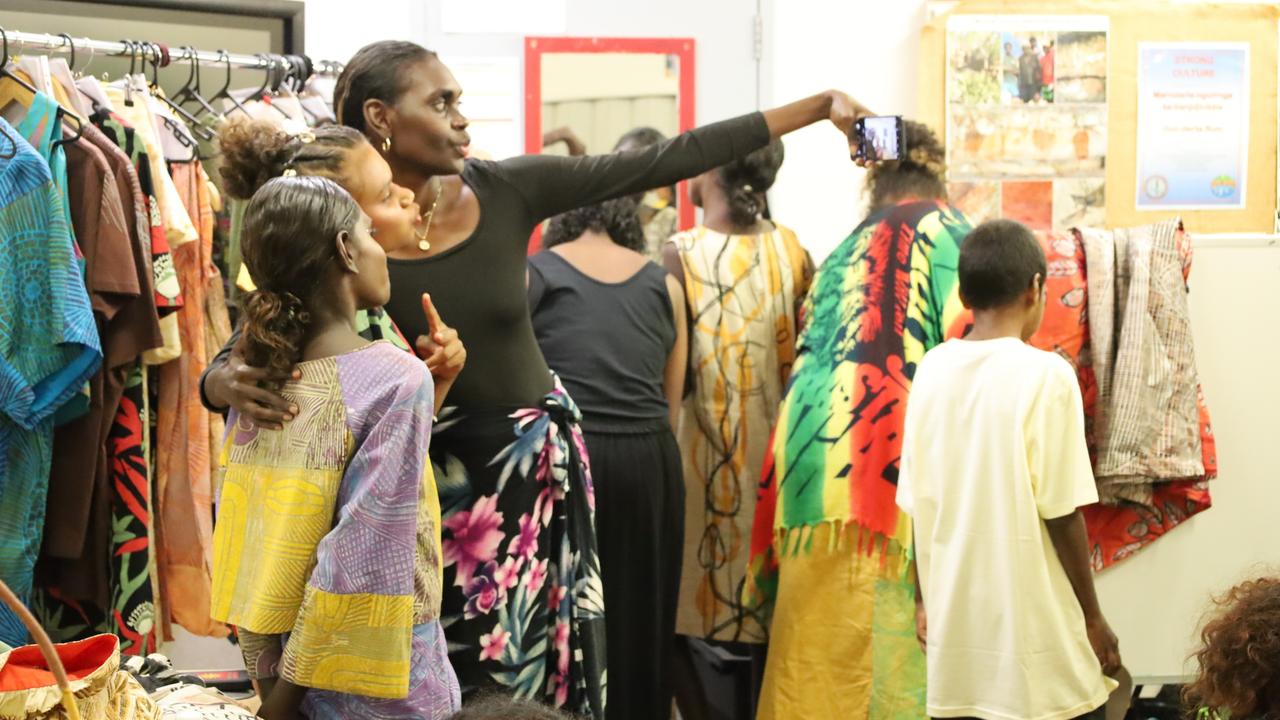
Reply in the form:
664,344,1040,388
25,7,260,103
853,115,905,162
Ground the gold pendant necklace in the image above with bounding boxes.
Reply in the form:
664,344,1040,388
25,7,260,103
415,177,443,252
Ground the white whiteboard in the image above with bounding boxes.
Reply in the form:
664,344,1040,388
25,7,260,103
1094,234,1280,681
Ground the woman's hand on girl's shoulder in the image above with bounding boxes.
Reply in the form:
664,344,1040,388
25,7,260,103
208,352,299,430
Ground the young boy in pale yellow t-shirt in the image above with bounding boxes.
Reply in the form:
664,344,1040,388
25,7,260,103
897,219,1121,720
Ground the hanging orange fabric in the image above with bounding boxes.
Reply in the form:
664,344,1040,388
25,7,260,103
153,161,227,639
1030,228,1214,570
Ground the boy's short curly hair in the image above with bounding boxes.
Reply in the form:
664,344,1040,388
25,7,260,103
1185,576,1280,718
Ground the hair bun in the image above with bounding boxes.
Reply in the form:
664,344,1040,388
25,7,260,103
718,140,784,227
730,186,762,220
905,146,946,179
217,118,295,199
865,119,949,210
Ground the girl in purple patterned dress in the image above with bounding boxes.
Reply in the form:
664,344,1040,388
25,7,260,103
209,175,461,720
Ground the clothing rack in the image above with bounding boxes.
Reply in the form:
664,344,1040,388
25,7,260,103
0,28,343,77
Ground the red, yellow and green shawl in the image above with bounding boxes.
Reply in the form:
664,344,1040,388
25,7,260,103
744,200,971,616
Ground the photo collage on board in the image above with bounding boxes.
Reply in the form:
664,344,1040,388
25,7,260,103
946,17,1109,231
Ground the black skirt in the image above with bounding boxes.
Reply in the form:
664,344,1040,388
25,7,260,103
582,416,685,720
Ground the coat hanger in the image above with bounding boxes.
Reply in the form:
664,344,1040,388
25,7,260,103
285,55,320,123
282,55,298,92
173,46,217,118
69,40,113,114
146,41,163,90
253,54,291,119
68,34,96,79
0,125,15,159
0,31,17,160
274,56,292,94
61,33,96,80
58,33,77,74
0,27,40,96
52,109,83,149
251,54,271,99
119,39,139,106
210,49,248,118
141,42,213,143
289,55,312,93
124,39,139,76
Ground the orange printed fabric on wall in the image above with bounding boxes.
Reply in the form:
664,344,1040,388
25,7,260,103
1029,229,1213,571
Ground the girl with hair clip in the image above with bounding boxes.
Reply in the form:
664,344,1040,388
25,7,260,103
320,41,871,715
208,175,460,719
660,139,812,717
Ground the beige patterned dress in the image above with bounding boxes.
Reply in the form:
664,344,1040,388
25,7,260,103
671,224,811,642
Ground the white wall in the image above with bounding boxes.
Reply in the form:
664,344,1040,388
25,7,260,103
763,0,932,262
302,0,430,64
302,0,759,159
1090,238,1280,680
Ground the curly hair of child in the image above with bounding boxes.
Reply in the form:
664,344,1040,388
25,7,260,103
1184,576,1280,719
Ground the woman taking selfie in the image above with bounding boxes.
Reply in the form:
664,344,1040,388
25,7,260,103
209,39,867,716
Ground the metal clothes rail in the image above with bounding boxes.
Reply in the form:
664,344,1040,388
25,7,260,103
0,28,342,75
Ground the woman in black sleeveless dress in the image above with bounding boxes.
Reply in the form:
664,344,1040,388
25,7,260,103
528,198,687,720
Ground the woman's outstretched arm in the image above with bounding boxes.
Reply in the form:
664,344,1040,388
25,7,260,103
495,91,871,224
762,90,867,138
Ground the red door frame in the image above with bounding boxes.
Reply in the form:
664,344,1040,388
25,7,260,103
524,36,697,252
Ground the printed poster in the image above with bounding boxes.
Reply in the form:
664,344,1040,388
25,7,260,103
946,15,1109,231
1136,43,1249,210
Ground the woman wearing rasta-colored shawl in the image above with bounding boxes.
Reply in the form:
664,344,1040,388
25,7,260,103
743,122,972,719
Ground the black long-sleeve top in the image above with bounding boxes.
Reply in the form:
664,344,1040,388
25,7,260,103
202,112,770,412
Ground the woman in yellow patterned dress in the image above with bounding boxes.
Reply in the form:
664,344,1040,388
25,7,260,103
662,140,812,715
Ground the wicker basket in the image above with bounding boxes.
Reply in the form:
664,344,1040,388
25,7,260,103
0,579,81,720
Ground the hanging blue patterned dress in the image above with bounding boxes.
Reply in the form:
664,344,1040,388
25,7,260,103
0,114,101,645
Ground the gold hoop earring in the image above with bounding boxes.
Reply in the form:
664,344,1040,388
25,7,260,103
381,136,392,153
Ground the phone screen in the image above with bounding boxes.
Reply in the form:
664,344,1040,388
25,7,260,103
858,116,902,161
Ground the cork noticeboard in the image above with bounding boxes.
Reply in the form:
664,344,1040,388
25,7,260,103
920,0,1279,234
